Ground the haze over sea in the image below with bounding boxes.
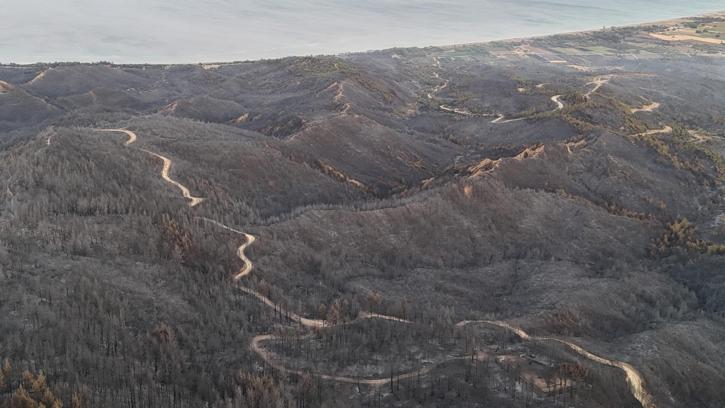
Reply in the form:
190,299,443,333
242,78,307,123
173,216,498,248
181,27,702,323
2,0,723,64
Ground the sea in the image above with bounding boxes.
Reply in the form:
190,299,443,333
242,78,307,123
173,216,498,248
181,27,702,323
1,0,723,64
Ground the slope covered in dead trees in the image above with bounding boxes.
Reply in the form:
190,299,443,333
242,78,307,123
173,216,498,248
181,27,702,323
1,12,724,408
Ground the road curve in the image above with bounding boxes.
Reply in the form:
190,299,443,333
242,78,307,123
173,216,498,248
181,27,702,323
94,128,203,207
199,217,256,280
251,334,445,385
456,320,655,408
490,94,563,124
93,128,137,145
631,101,660,113
239,285,326,329
551,95,564,110
139,148,204,207
200,217,327,328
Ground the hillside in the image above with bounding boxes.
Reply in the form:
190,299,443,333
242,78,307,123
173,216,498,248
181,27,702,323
0,13,724,408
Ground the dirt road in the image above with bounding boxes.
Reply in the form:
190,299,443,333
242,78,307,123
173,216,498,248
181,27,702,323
26,69,49,85
199,217,256,279
86,127,654,406
0,80,14,93
201,218,411,330
490,94,563,124
490,114,526,124
252,312,655,405
93,128,203,207
429,56,563,122
139,148,204,207
456,320,655,408
251,334,441,385
93,128,137,145
427,78,449,100
631,101,660,113
440,104,474,116
359,312,412,324
89,127,427,383
427,58,449,100
635,126,673,137
429,55,565,122
239,286,326,328
551,95,564,110
200,216,427,384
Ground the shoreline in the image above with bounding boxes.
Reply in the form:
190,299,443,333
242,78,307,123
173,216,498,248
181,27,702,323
1,10,723,67
445,9,725,49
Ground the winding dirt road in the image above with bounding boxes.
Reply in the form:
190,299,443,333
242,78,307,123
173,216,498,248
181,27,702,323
198,218,325,328
94,128,203,207
489,94,563,124
198,216,436,385
427,58,449,100
551,94,564,110
429,56,563,123
251,334,444,385
222,213,654,405
239,285,326,329
427,78,449,100
332,56,664,406
631,101,660,113
429,56,566,123
199,217,256,280
456,320,655,408
93,128,137,145
439,95,562,123
139,149,204,207
84,127,655,406
200,217,410,331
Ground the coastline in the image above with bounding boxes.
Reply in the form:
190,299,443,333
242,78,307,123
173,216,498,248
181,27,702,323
442,9,725,49
1,10,723,67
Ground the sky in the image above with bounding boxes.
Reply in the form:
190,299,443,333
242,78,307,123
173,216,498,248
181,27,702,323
1,0,723,63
